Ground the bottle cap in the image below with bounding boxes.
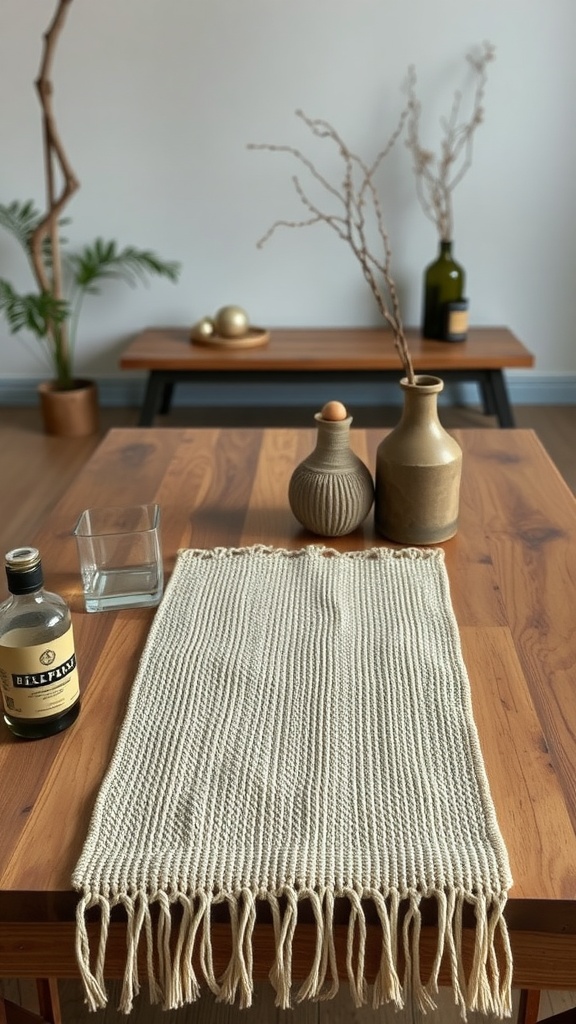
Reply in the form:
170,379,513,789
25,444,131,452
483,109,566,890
5,547,44,594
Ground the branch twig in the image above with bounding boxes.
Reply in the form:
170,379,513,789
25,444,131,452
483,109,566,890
30,0,79,378
248,108,414,383
405,42,495,242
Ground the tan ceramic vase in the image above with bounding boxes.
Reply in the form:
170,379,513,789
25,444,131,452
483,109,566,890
375,375,462,544
289,410,374,537
38,379,100,437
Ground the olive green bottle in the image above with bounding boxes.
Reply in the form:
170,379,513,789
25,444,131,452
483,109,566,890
422,240,466,340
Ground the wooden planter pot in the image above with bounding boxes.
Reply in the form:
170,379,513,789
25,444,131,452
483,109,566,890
38,379,100,438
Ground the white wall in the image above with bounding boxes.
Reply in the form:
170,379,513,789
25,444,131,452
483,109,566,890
1,0,575,387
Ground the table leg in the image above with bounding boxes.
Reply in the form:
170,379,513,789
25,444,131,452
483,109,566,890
518,989,541,1024
35,981,61,1024
487,369,516,427
0,981,60,1024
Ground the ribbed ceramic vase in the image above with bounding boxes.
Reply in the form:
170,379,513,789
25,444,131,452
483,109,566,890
375,375,462,544
289,412,374,537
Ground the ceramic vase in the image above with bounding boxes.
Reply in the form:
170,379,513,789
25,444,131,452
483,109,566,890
375,375,462,544
289,412,374,537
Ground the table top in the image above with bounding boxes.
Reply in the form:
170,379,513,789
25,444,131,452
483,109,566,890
120,326,534,372
0,427,574,938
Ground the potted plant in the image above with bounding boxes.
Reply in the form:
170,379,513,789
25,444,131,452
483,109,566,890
0,201,180,436
0,0,180,436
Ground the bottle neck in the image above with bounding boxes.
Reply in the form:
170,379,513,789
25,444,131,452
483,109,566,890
4,547,44,595
439,240,453,257
6,565,44,596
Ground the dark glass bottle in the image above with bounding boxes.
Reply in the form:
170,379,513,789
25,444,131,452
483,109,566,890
422,240,466,340
0,547,80,739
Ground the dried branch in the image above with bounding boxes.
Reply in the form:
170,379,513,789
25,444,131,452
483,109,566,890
405,41,495,242
30,0,79,378
248,108,415,383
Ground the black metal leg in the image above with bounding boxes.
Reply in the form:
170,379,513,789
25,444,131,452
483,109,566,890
487,369,516,427
159,381,174,416
478,373,497,417
138,372,167,426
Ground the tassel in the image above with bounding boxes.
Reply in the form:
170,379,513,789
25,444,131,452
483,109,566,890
468,892,491,1013
117,892,142,1014
218,888,256,1008
155,890,173,1008
171,893,192,1008
317,886,339,1001
181,892,207,1003
199,890,221,996
345,888,367,1008
495,895,514,1017
74,891,108,1012
296,888,324,1002
402,891,437,1014
444,888,467,1017
371,888,403,1008
268,888,297,1008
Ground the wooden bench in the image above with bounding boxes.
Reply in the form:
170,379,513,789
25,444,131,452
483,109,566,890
120,326,534,428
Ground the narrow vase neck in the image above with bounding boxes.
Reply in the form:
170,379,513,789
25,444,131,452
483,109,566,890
439,240,453,256
399,376,443,430
313,416,353,467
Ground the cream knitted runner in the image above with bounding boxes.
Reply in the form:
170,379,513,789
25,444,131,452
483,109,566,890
73,545,513,1016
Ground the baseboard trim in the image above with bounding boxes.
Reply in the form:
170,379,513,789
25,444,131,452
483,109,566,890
1,373,575,408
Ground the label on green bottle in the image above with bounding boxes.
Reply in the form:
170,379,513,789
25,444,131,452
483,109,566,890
445,301,469,341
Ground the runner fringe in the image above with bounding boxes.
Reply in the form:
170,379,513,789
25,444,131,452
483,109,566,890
75,884,513,1017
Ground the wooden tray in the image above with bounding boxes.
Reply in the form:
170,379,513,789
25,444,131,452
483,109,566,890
191,327,270,349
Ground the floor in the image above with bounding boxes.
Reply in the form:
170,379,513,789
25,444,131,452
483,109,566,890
1,400,575,1022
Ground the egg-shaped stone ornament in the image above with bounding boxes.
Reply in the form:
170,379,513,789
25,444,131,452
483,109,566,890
214,305,250,339
190,317,215,342
320,400,348,422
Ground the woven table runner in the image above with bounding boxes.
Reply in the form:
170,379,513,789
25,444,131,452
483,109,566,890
73,545,513,1016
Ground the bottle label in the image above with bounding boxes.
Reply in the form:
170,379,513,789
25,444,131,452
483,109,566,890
447,309,469,335
0,626,79,719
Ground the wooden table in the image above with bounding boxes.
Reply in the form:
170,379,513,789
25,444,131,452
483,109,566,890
1,427,575,1024
120,326,534,428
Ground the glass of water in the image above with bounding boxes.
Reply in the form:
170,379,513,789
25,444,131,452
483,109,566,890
73,504,163,613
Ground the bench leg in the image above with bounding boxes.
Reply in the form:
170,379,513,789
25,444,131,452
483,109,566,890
139,372,168,426
478,374,497,417
486,369,516,427
159,381,175,416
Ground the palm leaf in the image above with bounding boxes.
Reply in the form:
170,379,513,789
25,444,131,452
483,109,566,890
0,200,43,252
0,200,69,264
0,279,69,338
68,239,180,293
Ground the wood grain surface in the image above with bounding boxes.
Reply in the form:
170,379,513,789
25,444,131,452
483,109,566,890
0,427,575,992
120,326,534,371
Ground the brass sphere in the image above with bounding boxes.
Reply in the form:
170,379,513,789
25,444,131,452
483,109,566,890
190,317,215,342
214,305,250,339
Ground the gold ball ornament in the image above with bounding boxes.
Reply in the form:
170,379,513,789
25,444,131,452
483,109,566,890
214,305,250,339
190,317,215,342
321,400,348,421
